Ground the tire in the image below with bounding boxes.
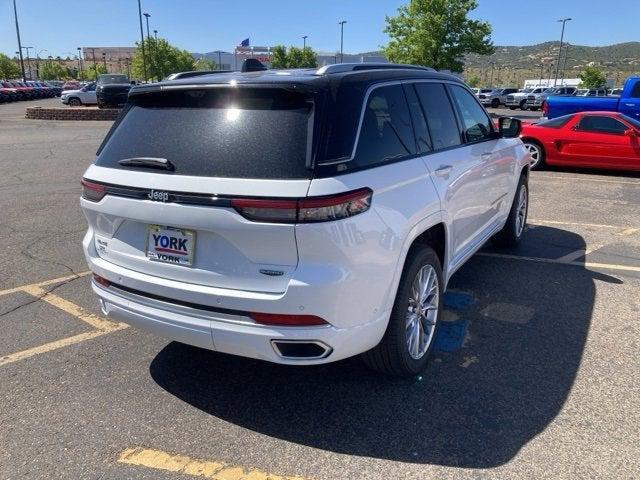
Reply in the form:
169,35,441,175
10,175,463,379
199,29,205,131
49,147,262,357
494,175,529,247
520,100,528,111
530,107,539,111
491,98,500,108
509,106,517,110
362,244,443,376
68,97,81,107
523,140,545,170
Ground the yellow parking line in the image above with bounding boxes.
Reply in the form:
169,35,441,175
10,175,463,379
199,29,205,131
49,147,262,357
617,227,640,236
0,271,91,297
0,329,124,367
478,252,640,273
21,285,125,332
538,175,640,186
118,447,307,480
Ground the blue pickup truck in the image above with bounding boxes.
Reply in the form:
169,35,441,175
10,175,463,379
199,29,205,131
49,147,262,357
545,76,640,119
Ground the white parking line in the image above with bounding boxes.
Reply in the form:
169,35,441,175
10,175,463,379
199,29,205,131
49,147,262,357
478,252,640,273
537,175,640,186
529,219,625,230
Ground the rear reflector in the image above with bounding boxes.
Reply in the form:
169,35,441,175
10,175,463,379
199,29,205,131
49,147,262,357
231,187,372,224
93,274,111,288
250,312,328,326
81,178,107,202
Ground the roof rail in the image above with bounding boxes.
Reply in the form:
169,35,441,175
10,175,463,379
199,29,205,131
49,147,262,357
316,63,435,75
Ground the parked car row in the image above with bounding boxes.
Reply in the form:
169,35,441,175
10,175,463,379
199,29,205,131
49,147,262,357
0,80,62,102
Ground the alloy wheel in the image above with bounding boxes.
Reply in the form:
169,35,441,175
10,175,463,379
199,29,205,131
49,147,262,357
524,143,541,168
516,184,528,237
405,265,439,360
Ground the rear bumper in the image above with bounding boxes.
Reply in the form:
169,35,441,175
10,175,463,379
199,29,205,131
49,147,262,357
93,279,388,365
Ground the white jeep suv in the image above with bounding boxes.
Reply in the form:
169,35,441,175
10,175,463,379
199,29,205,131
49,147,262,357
80,64,530,376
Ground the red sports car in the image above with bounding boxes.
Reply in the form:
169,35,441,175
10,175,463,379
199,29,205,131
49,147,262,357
520,111,640,171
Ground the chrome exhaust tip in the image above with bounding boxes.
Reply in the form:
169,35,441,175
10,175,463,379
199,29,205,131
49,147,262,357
271,340,333,360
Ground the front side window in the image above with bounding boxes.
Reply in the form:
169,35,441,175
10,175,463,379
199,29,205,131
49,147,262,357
414,82,461,151
577,115,628,135
353,84,415,168
631,82,640,98
449,85,493,142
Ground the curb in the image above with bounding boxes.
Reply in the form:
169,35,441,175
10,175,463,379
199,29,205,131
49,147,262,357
25,106,120,121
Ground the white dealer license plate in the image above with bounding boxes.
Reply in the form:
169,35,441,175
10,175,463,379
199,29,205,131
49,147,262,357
146,225,195,267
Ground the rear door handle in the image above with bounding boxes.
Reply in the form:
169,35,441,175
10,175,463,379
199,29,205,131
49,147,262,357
435,165,453,177
625,103,636,107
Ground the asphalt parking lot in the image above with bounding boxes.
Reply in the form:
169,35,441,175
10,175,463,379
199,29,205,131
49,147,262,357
1,98,639,480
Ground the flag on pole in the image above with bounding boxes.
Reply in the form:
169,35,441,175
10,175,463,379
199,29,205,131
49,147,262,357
240,38,250,47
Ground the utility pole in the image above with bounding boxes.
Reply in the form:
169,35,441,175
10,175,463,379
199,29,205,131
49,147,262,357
338,21,347,63
102,52,107,72
137,0,147,82
12,0,26,80
554,18,572,87
538,63,544,87
302,35,308,49
560,44,570,86
154,29,160,79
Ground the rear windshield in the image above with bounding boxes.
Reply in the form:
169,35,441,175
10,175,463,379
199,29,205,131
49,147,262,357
95,88,314,179
98,75,128,84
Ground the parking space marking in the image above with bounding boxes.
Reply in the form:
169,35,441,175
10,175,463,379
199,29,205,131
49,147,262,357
21,285,125,332
0,273,127,367
0,271,91,298
0,330,118,367
617,227,640,236
118,447,307,480
538,175,640,186
555,242,605,263
478,252,640,273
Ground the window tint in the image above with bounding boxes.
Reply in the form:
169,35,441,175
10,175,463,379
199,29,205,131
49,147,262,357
630,82,640,98
414,83,461,150
537,114,575,128
622,115,640,130
577,115,628,134
449,85,493,142
353,84,415,168
404,84,431,153
96,88,314,179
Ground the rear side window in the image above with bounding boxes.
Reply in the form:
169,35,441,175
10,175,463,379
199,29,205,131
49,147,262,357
414,83,461,150
95,88,314,179
449,85,493,142
352,84,415,168
537,114,575,128
630,82,640,98
577,115,628,135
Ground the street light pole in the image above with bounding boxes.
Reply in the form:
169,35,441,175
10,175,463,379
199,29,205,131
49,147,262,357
302,35,308,49
102,52,107,72
560,44,570,86
538,63,544,87
143,13,152,80
338,21,347,63
22,46,33,79
77,47,83,78
137,0,147,82
554,17,572,87
489,61,495,86
153,29,160,80
12,0,26,80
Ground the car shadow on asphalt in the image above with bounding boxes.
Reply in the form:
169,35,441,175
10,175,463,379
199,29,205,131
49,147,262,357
149,226,622,468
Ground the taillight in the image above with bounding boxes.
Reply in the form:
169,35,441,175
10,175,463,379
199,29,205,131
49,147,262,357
231,187,372,224
542,101,548,116
250,312,328,326
81,178,106,202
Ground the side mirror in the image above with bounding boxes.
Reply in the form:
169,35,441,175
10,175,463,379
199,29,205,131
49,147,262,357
624,129,638,138
498,117,522,138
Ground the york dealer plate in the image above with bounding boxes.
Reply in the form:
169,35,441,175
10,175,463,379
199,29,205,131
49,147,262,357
146,225,195,267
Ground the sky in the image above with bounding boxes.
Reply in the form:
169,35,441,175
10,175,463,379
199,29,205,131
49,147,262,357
1,0,638,58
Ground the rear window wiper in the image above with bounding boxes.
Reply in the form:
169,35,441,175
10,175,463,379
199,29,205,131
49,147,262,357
117,157,175,171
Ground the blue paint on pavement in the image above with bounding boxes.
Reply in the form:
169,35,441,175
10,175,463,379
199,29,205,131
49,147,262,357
435,319,470,352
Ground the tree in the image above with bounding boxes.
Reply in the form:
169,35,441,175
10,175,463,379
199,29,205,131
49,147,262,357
0,53,21,79
131,37,195,81
578,66,606,89
79,64,107,81
39,60,68,80
269,45,317,69
194,58,217,71
383,0,493,72
466,74,480,87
